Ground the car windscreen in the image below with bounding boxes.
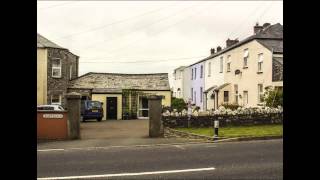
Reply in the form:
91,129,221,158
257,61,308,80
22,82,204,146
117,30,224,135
87,101,102,109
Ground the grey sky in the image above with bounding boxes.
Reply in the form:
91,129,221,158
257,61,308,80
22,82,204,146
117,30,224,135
37,1,283,85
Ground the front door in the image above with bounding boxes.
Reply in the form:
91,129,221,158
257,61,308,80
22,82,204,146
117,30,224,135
107,97,117,120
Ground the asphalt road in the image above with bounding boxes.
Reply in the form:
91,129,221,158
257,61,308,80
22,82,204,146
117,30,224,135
37,139,283,180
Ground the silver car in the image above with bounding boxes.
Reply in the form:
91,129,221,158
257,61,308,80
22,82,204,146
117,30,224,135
37,105,65,111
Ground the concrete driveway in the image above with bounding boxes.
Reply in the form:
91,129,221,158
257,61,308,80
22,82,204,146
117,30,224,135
38,119,199,150
80,119,149,140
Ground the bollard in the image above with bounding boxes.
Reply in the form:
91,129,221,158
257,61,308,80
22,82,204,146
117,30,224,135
213,120,219,141
148,95,163,137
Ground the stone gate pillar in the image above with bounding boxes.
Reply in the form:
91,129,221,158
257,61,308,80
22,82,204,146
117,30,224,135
148,95,163,137
65,92,81,139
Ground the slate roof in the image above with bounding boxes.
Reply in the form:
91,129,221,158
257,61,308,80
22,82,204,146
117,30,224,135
68,72,171,92
256,39,283,53
273,57,283,65
189,23,283,67
37,33,66,49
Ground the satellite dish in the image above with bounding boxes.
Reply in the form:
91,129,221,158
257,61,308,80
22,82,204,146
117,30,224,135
235,69,241,75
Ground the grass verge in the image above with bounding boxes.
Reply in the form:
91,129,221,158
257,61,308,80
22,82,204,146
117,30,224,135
176,124,283,138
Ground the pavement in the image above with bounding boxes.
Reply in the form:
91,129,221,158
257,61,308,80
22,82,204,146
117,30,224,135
37,139,283,179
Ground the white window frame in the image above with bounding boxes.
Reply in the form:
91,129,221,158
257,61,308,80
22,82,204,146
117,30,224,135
200,87,203,103
224,91,229,103
243,91,248,106
258,84,264,103
51,94,62,105
191,88,193,101
220,56,223,73
191,69,193,80
243,49,249,68
227,55,231,72
208,62,211,77
52,58,62,78
258,53,263,73
69,65,73,80
234,84,238,104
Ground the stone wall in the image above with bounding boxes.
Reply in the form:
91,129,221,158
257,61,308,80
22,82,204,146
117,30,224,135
163,113,283,128
47,48,79,107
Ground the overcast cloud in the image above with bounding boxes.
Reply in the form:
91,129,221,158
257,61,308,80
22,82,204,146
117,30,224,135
37,1,283,85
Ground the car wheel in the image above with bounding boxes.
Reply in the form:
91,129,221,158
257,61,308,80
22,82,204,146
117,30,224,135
97,118,102,122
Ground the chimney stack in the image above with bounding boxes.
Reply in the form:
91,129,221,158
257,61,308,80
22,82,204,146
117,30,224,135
254,22,263,34
217,46,222,52
210,48,215,54
226,38,239,47
263,23,271,29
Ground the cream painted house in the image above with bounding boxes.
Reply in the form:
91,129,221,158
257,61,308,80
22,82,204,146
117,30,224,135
173,23,283,110
68,73,171,120
205,23,283,108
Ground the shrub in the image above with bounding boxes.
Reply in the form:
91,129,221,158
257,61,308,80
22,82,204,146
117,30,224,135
263,87,283,108
171,98,187,112
220,103,241,110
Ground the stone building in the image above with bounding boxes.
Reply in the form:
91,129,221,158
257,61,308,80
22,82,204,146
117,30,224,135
37,33,79,107
67,72,171,120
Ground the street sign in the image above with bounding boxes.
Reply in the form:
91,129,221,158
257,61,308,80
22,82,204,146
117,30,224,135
43,114,63,119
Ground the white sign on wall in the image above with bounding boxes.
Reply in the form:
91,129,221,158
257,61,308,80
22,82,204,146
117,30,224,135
43,114,63,119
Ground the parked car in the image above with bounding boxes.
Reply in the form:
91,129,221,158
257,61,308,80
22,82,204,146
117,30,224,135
81,100,104,122
37,105,65,111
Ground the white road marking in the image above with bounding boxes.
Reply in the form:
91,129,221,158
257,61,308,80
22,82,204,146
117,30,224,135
173,145,185,150
37,149,65,152
37,142,218,152
37,167,216,180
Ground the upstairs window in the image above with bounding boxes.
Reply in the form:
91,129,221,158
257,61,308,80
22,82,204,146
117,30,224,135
208,62,211,77
200,65,203,78
52,58,62,78
194,67,197,79
258,53,263,73
220,56,223,73
191,69,193,80
243,49,249,68
69,65,73,80
227,55,231,72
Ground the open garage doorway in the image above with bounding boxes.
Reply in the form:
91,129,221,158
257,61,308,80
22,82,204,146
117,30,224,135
106,97,117,120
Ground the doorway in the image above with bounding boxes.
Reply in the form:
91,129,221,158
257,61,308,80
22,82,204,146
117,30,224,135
107,97,117,120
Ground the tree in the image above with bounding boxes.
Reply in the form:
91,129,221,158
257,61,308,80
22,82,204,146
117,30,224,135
263,87,283,107
171,98,187,112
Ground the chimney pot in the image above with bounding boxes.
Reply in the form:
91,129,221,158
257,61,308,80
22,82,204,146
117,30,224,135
217,46,222,52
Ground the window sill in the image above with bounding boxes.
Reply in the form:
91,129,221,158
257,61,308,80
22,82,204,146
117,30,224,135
257,71,263,74
243,67,248,69
227,70,231,72
52,76,62,79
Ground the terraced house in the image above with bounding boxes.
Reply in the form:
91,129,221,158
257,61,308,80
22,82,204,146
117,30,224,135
172,22,283,110
37,33,79,107
67,73,171,120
